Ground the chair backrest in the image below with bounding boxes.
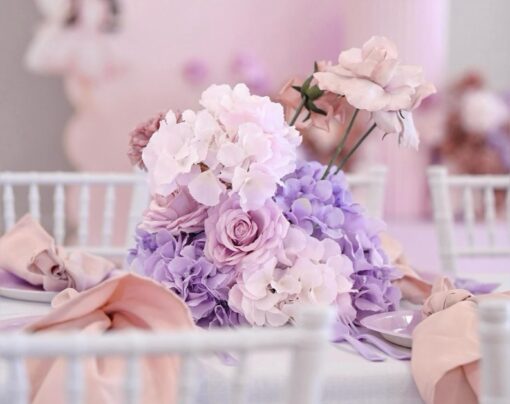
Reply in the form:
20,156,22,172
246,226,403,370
479,300,510,404
0,307,331,404
0,171,149,260
428,166,510,274
0,166,386,259
346,165,387,219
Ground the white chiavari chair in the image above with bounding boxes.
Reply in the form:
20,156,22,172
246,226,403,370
428,166,510,275
0,167,386,260
0,307,331,404
346,165,387,219
479,300,510,404
0,171,149,260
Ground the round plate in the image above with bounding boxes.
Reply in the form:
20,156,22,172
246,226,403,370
360,310,423,348
0,315,42,331
0,269,57,303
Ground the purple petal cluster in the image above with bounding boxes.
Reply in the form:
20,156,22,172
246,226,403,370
127,228,245,328
275,160,401,322
351,262,401,320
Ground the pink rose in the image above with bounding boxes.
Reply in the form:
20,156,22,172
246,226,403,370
204,194,289,268
127,112,164,170
314,36,436,149
141,187,208,234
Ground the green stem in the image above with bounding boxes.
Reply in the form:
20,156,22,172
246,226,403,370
289,97,307,126
335,123,377,174
321,109,359,179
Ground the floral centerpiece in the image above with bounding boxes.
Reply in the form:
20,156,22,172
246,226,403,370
127,37,435,342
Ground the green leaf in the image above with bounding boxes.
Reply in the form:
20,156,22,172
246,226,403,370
307,102,327,115
291,85,302,93
301,74,313,92
306,85,324,101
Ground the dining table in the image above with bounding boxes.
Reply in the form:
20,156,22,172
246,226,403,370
0,221,509,404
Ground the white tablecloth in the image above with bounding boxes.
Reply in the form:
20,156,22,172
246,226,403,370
0,294,422,404
0,259,508,403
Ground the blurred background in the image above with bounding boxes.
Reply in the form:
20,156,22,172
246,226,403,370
1,0,510,221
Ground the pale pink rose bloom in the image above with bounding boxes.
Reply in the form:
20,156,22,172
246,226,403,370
314,36,436,149
204,194,289,268
140,187,208,234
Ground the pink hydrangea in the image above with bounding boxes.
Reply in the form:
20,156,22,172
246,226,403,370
204,194,289,268
141,84,301,211
140,187,208,235
142,110,225,202
228,226,356,327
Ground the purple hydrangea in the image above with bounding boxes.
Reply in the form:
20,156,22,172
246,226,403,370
275,160,401,322
127,228,246,328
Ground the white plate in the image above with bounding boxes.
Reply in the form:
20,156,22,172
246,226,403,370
360,310,423,348
0,269,57,303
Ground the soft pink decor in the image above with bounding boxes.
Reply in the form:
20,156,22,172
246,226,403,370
0,215,114,291
24,273,195,404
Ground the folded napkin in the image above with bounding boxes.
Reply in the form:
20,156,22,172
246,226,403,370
0,215,114,291
411,278,510,404
24,273,195,404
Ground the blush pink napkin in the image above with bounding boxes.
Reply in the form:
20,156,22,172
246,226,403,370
0,215,114,291
24,273,195,404
411,278,510,404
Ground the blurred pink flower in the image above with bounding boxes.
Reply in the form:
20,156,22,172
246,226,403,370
277,78,345,131
230,51,271,95
140,187,208,234
460,89,509,134
128,112,164,170
182,58,209,86
314,36,435,149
